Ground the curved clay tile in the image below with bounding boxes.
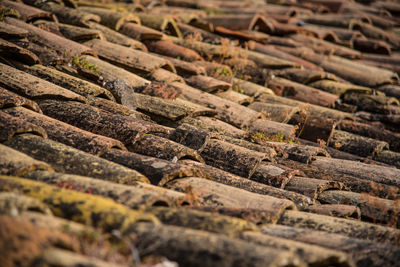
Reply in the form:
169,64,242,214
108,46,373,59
131,223,302,267
307,54,399,87
85,21,147,50
40,2,100,26
251,162,301,188
0,21,28,39
221,136,278,157
318,190,399,227
216,89,254,105
4,106,126,156
0,214,77,267
290,114,337,143
137,80,182,100
256,93,355,121
178,22,221,43
249,42,322,70
3,0,55,23
311,156,400,188
0,144,53,176
249,102,300,123
0,176,159,232
119,22,165,41
78,6,140,31
280,157,398,200
0,38,40,65
353,38,391,55
179,159,312,208
137,13,183,38
158,55,207,76
248,119,298,141
4,134,149,184
304,204,361,219
0,87,41,113
144,39,203,61
279,209,400,245
147,206,257,237
174,82,261,128
191,60,233,79
328,130,389,158
169,123,215,151
135,93,194,120
284,176,345,200
38,99,169,145
373,150,400,169
128,134,204,163
0,110,47,142
166,177,296,216
233,78,274,98
168,99,215,118
350,21,400,50
268,77,339,108
148,68,184,84
87,97,147,118
24,170,183,209
200,139,272,179
37,21,105,41
21,64,115,100
270,143,330,164
337,119,400,152
184,116,246,139
309,79,371,96
5,17,96,62
341,92,399,112
84,39,175,74
185,75,231,93
262,224,400,267
274,68,337,85
0,191,52,215
0,63,86,103
247,49,300,69
101,148,209,186
241,231,354,267
205,14,273,32
215,26,264,43
77,55,150,89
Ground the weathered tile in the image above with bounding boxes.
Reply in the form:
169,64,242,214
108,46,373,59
0,176,158,232
21,64,115,100
40,2,100,26
278,210,400,245
0,38,40,65
78,6,139,31
0,109,46,142
4,106,126,155
131,223,303,267
24,170,186,209
5,17,95,63
38,99,168,145
179,160,312,208
4,134,149,184
2,0,55,22
0,86,41,112
261,224,400,267
0,144,52,176
101,148,207,185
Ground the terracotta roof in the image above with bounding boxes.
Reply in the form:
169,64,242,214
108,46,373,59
0,0,400,266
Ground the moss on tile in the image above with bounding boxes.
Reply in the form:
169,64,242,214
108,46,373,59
0,176,159,233
71,56,98,73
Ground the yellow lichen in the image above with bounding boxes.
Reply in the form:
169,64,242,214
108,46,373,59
0,176,159,233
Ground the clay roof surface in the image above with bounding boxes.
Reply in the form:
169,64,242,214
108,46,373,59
0,0,400,266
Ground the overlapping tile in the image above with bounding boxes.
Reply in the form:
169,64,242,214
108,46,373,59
1,0,400,265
